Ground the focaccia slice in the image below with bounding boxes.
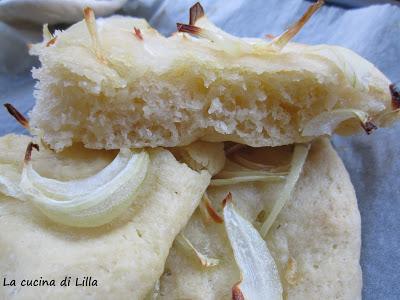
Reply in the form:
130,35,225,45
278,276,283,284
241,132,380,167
159,138,362,300
28,3,393,151
0,134,210,299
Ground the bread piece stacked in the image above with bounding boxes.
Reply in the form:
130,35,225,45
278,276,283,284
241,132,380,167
29,2,391,151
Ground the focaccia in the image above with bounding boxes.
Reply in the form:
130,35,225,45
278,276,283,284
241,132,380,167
0,134,211,299
159,138,362,300
28,2,392,151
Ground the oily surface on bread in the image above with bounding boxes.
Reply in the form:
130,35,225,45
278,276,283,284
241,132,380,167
29,14,390,151
0,134,210,300
159,138,362,300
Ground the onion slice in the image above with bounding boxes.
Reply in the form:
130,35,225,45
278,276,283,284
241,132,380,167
42,24,53,40
390,82,400,110
189,2,204,25
270,0,324,51
3,103,46,145
200,192,224,224
379,83,400,126
20,143,149,227
198,196,212,224
0,164,25,199
223,200,283,300
177,22,251,56
260,143,310,238
301,109,377,136
215,170,288,178
231,153,290,172
175,233,220,268
84,7,107,63
210,174,285,186
4,103,29,129
177,3,252,56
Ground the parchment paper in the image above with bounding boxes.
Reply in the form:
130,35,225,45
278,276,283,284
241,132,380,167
0,0,399,298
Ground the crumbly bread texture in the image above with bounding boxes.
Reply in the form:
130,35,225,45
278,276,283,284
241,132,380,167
160,138,362,300
29,9,391,151
0,134,211,299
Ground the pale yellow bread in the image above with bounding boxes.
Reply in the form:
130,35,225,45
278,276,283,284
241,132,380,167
29,12,391,151
159,138,362,300
0,134,211,299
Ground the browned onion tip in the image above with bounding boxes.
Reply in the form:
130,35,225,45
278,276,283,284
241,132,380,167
361,118,378,135
24,142,39,163
221,192,233,208
189,2,205,25
232,282,245,300
265,33,276,39
83,6,94,20
176,23,201,35
3,103,29,128
133,27,143,40
273,0,324,49
390,83,400,110
46,36,57,47
205,197,224,223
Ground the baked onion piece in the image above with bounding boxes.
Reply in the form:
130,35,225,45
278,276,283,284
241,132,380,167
0,164,24,199
20,143,149,227
224,199,283,300
260,143,310,238
302,109,377,136
175,233,220,268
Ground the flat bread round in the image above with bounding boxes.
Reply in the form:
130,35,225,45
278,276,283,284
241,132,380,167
159,138,362,299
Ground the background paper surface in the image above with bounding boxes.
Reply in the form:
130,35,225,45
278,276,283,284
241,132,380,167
0,0,399,298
